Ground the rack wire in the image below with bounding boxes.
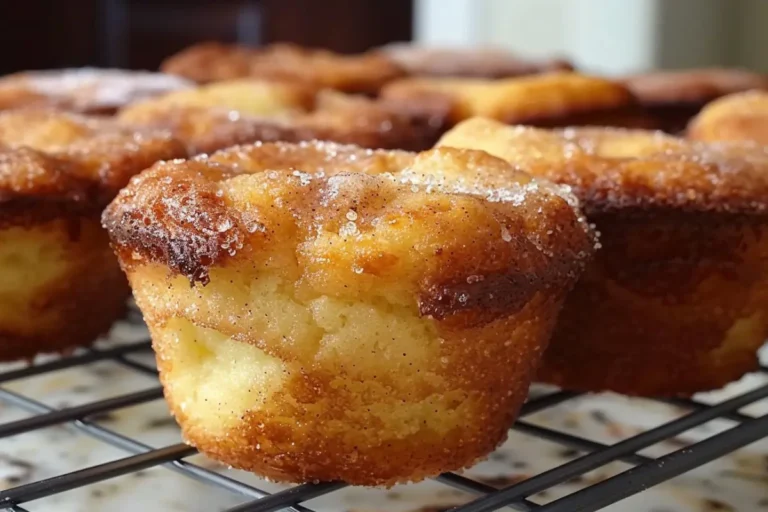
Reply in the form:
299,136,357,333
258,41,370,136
0,312,767,512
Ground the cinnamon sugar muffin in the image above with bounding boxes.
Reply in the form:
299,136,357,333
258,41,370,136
623,68,768,133
119,84,450,154
688,90,768,145
381,44,573,78
118,78,318,121
161,42,404,94
103,141,594,485
439,117,768,396
0,109,185,360
381,72,650,129
0,68,192,115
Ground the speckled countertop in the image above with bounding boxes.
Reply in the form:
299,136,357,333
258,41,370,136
0,315,766,512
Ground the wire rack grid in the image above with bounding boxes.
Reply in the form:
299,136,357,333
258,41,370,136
0,311,767,512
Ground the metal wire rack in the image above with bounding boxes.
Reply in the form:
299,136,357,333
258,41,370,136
1,311,767,512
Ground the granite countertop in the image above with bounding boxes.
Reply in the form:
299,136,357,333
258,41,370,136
0,315,766,512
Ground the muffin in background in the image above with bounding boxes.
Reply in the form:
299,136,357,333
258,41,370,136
381,44,573,78
0,68,192,115
0,109,186,361
161,42,405,94
439,117,768,396
381,72,652,129
623,68,768,133
688,90,768,145
119,80,450,154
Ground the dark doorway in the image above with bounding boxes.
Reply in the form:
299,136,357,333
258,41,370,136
0,0,413,74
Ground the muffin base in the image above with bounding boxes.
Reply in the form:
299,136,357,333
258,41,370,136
0,213,129,361
538,212,768,396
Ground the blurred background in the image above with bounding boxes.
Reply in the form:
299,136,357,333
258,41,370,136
1,0,766,75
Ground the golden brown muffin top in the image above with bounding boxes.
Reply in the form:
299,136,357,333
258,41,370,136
438,117,768,215
687,90,768,144
161,42,405,94
623,68,768,106
0,109,185,207
0,68,192,115
119,78,318,121
381,44,574,78
119,86,451,154
380,72,636,125
104,141,594,323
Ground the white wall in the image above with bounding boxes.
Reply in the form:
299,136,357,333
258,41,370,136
736,0,768,72
414,0,767,74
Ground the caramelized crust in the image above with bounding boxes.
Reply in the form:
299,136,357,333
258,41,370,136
381,44,574,78
105,141,592,290
161,42,405,94
438,117,768,395
622,69,768,133
381,72,649,128
119,86,450,154
688,90,768,144
0,68,192,115
0,109,186,207
438,118,768,216
104,141,594,484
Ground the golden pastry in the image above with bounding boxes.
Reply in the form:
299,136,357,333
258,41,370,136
688,90,768,144
381,72,650,129
623,68,768,133
103,141,594,485
161,42,404,94
0,109,185,360
0,68,192,115
439,117,768,396
382,44,573,78
119,83,450,154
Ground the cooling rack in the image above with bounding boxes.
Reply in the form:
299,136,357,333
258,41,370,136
0,310,767,512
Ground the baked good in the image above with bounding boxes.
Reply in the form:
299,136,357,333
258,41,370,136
381,72,650,128
118,78,318,121
119,83,450,154
0,68,192,115
161,42,404,94
623,68,768,133
0,109,185,360
439,117,768,396
103,141,594,485
687,90,768,144
382,44,573,78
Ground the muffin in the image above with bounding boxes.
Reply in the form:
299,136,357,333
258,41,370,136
688,90,768,145
381,72,650,129
103,141,594,485
439,117,768,396
118,78,318,122
0,68,192,115
161,42,404,94
0,109,185,361
623,68,768,133
381,44,573,78
119,83,450,154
